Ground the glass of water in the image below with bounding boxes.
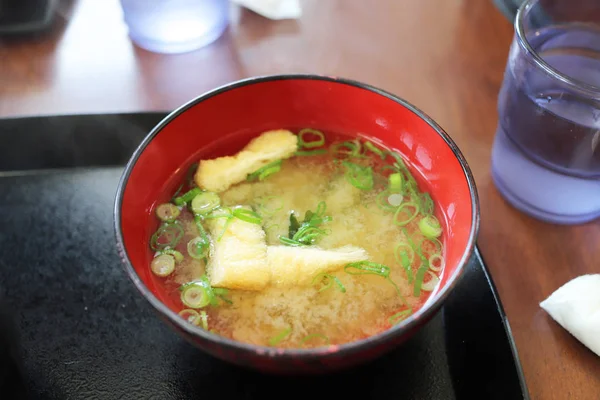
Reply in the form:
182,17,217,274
120,0,230,54
491,0,600,224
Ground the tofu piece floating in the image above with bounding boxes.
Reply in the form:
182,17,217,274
205,207,270,291
267,245,369,287
195,129,298,193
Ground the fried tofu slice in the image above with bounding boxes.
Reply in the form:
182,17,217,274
195,129,298,193
205,207,270,291
267,245,369,287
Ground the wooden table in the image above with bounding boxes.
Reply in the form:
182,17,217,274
1,0,598,398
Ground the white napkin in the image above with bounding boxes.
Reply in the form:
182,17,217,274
540,274,600,357
231,0,302,20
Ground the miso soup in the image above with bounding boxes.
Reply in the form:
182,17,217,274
147,129,445,348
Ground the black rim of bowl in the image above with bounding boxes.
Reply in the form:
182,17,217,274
114,74,480,360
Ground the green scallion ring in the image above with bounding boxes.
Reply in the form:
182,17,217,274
418,215,442,238
388,173,403,193
364,140,386,159
150,254,176,277
178,309,201,325
160,248,184,263
199,310,209,330
187,237,209,260
150,222,184,251
298,128,326,149
388,309,412,325
428,253,445,272
173,187,202,206
181,285,211,309
232,208,262,224
155,203,181,222
191,191,221,216
421,271,440,292
393,202,420,226
247,160,283,181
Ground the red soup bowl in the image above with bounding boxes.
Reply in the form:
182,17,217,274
114,74,479,374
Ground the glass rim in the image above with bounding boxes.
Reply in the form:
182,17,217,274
515,0,600,94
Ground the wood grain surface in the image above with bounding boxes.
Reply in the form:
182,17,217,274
1,0,599,398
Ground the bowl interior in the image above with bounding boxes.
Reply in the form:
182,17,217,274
118,76,477,346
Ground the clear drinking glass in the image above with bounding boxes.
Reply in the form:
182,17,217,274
120,0,230,54
491,0,600,224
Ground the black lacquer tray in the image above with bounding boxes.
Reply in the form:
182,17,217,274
0,113,529,399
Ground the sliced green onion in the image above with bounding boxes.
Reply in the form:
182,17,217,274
279,236,304,246
247,160,282,181
311,273,346,293
155,203,181,222
376,190,396,211
292,225,328,245
150,222,184,251
345,261,391,276
179,275,221,307
300,334,330,347
388,152,421,194
342,161,374,191
178,309,201,325
257,196,284,215
420,193,434,215
394,243,414,283
364,141,386,159
420,237,443,255
428,254,445,272
171,184,184,202
150,254,175,277
181,285,211,308
331,140,364,159
173,188,202,206
203,208,233,241
413,266,429,297
421,271,440,292
159,248,184,263
214,288,232,304
193,215,211,254
191,192,220,215
419,215,442,238
269,327,292,346
389,173,403,193
187,237,209,260
199,310,209,329
345,261,405,303
297,128,325,148
232,207,262,224
295,149,327,156
388,309,412,325
217,217,233,241
393,202,419,226
194,214,210,238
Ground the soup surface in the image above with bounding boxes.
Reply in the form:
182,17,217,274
147,129,445,348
